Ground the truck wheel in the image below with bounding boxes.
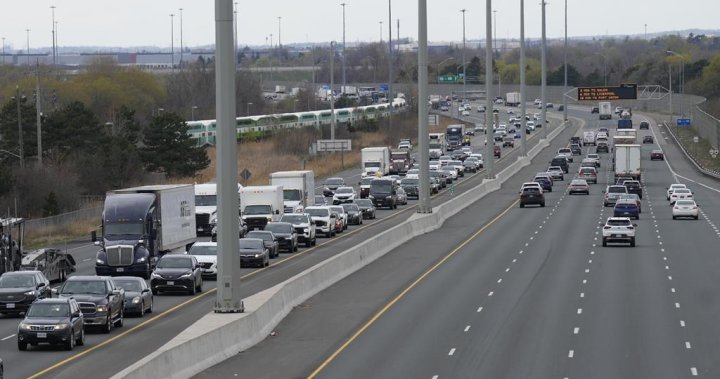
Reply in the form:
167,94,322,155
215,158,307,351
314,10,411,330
294,243,298,252
115,309,124,327
103,314,113,334
76,327,85,346
306,239,312,248
18,341,27,351
65,329,76,350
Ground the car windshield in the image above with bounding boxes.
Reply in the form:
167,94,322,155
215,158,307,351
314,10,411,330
361,177,374,185
342,204,360,212
354,200,373,207
402,179,420,185
281,215,307,223
189,245,218,256
105,222,144,240
195,194,217,207
0,275,35,288
306,208,329,217
156,257,193,269
607,219,631,226
283,190,302,201
326,178,344,186
27,303,70,318
676,200,695,206
244,205,272,215
113,280,143,292
239,239,263,249
247,232,273,241
61,280,107,295
336,187,354,194
265,224,291,233
608,186,627,193
371,181,393,193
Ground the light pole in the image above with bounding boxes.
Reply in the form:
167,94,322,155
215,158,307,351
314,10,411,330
417,0,431,213
388,0,393,130
436,57,455,84
563,0,568,122
170,14,175,71
330,41,336,140
13,86,25,168
485,0,494,179
379,21,383,43
179,8,184,66
460,9,467,101
540,0,547,138
191,105,198,121
278,16,282,48
26,29,30,66
1,37,5,65
594,52,607,86
234,2,238,66
667,50,685,116
341,3,347,92
493,10,497,56
520,0,527,157
51,5,56,65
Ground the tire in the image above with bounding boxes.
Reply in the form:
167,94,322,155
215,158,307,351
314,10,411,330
672,216,677,220
264,257,270,267
76,327,85,346
519,203,524,208
139,302,145,317
541,202,546,207
147,298,153,313
115,309,124,327
196,278,203,293
189,283,196,296
65,329,76,350
602,239,608,247
143,264,151,280
630,238,636,247
294,243,298,252
151,288,158,296
18,341,27,351
695,215,699,220
312,236,317,246
103,314,113,334
305,239,312,248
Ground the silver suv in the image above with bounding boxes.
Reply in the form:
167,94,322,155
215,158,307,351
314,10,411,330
603,185,628,207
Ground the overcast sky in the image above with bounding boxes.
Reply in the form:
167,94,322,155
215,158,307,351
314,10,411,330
1,1,717,51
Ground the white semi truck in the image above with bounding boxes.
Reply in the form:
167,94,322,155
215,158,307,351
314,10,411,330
614,144,642,181
269,170,315,213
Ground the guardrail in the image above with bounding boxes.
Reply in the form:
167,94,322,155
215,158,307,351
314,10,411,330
113,118,570,379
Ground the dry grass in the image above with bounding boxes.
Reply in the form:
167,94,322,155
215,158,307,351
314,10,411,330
24,218,98,249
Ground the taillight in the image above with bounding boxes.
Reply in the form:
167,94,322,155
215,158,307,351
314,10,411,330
626,226,634,230
603,226,611,229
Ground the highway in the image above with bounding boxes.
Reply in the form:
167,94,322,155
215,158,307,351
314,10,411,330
196,109,720,378
0,104,567,379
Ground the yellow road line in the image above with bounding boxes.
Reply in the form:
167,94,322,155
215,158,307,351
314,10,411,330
307,199,520,378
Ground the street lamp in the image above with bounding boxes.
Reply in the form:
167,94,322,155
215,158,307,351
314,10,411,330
594,52,607,86
179,8,184,66
667,50,685,117
191,105,198,121
379,21,383,43
460,9,467,101
341,3,347,92
436,57,455,84
170,14,175,71
278,16,282,48
26,29,30,66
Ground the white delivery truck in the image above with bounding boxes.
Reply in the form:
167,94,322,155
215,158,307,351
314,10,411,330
599,101,612,120
614,144,642,181
93,184,197,278
269,170,315,213
240,185,284,230
506,92,521,107
194,183,217,236
361,147,391,177
429,133,446,159
583,131,597,146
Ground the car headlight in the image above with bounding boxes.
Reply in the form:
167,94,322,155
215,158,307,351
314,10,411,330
136,257,147,263
254,254,262,258
54,323,70,330
24,290,36,296
151,272,162,279
385,196,392,200
180,272,192,278
96,258,106,265
96,305,107,313
132,296,142,304
19,323,32,330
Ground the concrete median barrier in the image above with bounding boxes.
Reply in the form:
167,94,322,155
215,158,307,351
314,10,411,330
113,119,573,379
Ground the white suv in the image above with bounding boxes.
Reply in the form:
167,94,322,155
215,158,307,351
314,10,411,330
602,217,636,247
666,183,687,200
304,206,337,238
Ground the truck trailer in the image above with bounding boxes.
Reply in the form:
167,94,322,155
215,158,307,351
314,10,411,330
269,171,315,213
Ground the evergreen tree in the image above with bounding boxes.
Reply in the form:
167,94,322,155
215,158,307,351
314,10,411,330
140,112,209,178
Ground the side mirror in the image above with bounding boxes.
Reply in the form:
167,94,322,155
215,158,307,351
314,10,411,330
51,288,58,295
37,282,46,289
73,311,81,318
141,288,150,293
91,231,97,242
633,224,638,227
112,289,122,296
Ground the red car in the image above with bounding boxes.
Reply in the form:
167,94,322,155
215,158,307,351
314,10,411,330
494,145,501,158
650,149,664,160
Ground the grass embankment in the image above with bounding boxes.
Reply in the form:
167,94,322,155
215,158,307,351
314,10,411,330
24,215,99,250
673,126,720,172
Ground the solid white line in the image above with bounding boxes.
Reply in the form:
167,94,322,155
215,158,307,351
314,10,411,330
1,334,15,341
577,308,583,314
686,341,692,349
681,320,686,327
568,350,575,358
464,325,471,332
477,306,483,313
448,348,456,356
691,367,698,376
573,327,580,335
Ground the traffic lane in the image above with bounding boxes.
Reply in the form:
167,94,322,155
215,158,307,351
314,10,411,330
21,125,554,379
196,116,584,378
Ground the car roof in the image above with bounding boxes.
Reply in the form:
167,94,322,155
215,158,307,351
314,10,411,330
33,298,74,304
192,241,217,247
571,179,588,184
606,217,632,222
66,275,109,281
1,271,39,276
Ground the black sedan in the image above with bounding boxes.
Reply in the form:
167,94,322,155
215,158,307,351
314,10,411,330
113,276,153,317
643,135,654,144
0,271,52,316
246,231,280,258
650,149,664,160
150,255,203,295
342,204,363,225
17,298,85,350
263,222,298,253
353,199,376,219
239,238,269,268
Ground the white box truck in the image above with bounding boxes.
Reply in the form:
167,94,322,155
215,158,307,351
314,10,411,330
194,183,217,236
614,144,642,181
583,131,597,146
93,184,197,278
240,185,284,230
506,92,521,107
429,133,446,159
361,147,391,177
269,170,315,213
599,101,612,120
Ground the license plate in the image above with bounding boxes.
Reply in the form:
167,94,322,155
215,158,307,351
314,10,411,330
6,303,15,309
197,228,204,231
37,332,47,338
116,267,124,272
613,234,624,238
167,281,174,286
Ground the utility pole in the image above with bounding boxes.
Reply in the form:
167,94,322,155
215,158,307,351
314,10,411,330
417,0,431,214
51,6,56,66
1,37,5,65
540,0,548,138
214,0,242,314
26,29,30,66
234,2,238,66
278,16,282,48
563,0,568,122
461,9,467,101
388,0,393,130
170,14,175,71
341,3,347,92
15,86,24,168
379,21,383,43
330,41,336,140
485,0,494,179
520,0,527,157
179,8,184,66
35,61,42,166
